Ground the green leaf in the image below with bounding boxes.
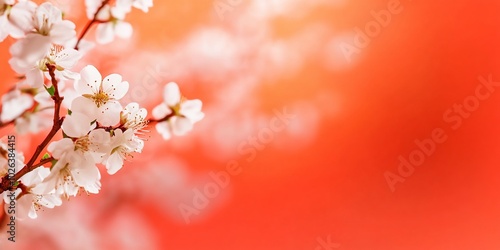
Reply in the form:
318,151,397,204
67,109,72,115
45,85,55,96
42,153,51,160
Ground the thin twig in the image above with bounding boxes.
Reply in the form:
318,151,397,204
74,0,111,50
0,65,63,194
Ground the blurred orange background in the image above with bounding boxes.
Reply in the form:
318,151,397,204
1,0,500,249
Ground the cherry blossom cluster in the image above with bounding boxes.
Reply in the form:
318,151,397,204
0,0,204,219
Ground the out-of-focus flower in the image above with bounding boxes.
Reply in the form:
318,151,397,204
9,2,76,69
152,82,204,140
116,0,153,13
4,167,62,219
101,129,143,175
0,0,37,42
38,113,107,197
9,45,81,88
85,0,133,44
33,2,76,44
0,88,34,123
71,65,129,126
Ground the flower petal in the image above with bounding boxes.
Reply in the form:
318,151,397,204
96,100,122,126
54,48,81,69
50,20,76,44
95,23,114,44
77,65,101,94
171,116,193,136
163,82,181,106
106,152,124,175
155,122,171,140
114,21,133,39
62,112,94,138
47,138,74,159
102,74,128,99
70,96,99,121
151,103,171,119
180,99,204,123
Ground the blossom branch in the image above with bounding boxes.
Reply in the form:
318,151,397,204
74,0,111,50
147,112,176,125
0,64,63,194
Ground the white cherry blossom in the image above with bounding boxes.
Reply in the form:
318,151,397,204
9,2,76,65
152,82,204,140
0,0,37,41
71,65,129,126
84,0,133,44
35,112,109,197
0,88,34,123
39,138,101,197
9,45,81,88
102,128,143,175
5,167,62,219
33,2,76,44
121,102,148,131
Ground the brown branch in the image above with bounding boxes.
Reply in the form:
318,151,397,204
0,65,63,194
147,112,176,125
74,0,111,50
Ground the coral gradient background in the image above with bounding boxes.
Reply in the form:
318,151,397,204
1,0,500,249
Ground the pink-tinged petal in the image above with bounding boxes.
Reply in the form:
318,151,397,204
102,75,128,99
0,90,34,122
133,0,153,13
17,194,34,219
71,96,99,121
60,70,80,80
171,116,193,136
77,65,101,94
163,82,181,106
8,57,29,74
97,100,122,126
151,103,171,119
95,4,111,21
114,21,133,39
155,121,171,140
71,163,100,190
85,0,107,19
50,20,77,44
0,16,8,42
111,3,129,20
47,138,74,159
89,129,111,145
39,194,62,207
36,3,62,25
95,23,114,44
54,48,81,69
180,99,204,122
106,153,124,175
8,1,36,38
25,68,44,88
9,34,51,65
124,102,139,114
136,108,148,119
62,112,94,138
20,167,50,187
